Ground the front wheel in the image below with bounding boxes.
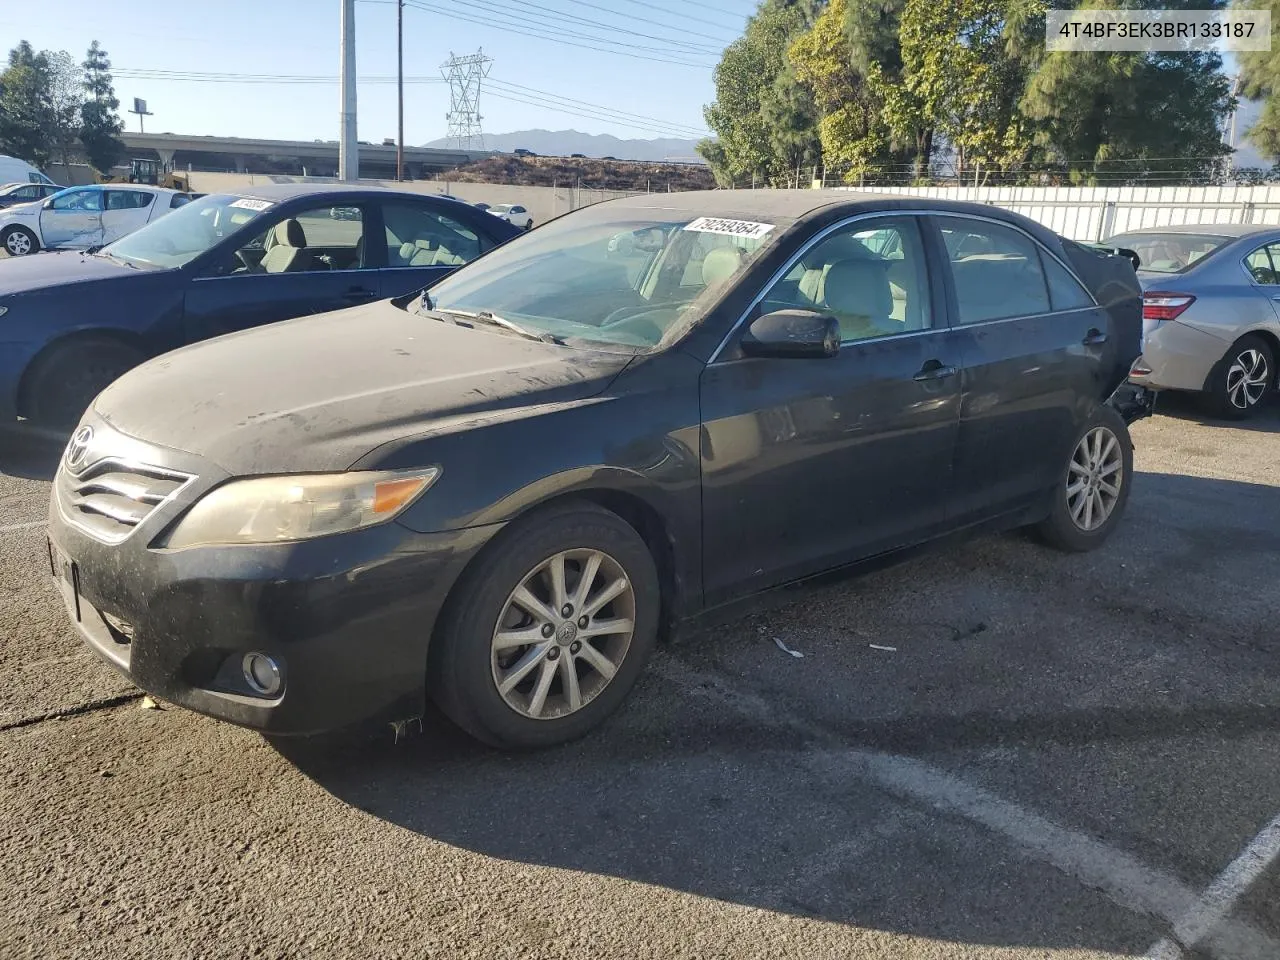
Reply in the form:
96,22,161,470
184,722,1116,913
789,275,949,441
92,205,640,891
1207,334,1273,419
1035,406,1133,552
428,501,660,749
21,335,146,428
2,225,38,256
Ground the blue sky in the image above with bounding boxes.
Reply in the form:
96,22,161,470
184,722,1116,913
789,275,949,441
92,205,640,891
1,0,753,145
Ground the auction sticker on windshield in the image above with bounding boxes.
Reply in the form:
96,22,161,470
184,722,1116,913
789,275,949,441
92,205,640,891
229,198,274,211
683,217,774,240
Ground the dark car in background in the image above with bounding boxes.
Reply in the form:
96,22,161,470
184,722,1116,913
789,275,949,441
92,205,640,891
47,190,1147,750
0,181,63,209
0,183,520,426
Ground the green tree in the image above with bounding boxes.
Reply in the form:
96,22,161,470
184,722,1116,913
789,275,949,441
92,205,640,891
1021,0,1232,182
789,0,897,181
699,0,821,186
1237,0,1280,161
45,50,83,172
79,40,124,175
0,41,56,168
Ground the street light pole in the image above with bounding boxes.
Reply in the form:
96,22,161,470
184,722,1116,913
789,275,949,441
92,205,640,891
397,0,404,180
339,0,359,182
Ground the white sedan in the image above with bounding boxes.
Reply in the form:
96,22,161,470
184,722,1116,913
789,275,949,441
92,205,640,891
0,184,193,257
487,203,534,230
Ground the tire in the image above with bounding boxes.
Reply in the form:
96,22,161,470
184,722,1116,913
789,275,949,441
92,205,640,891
2,225,39,257
1205,334,1273,420
428,500,660,749
1035,404,1133,553
524,219,533,231
21,335,146,429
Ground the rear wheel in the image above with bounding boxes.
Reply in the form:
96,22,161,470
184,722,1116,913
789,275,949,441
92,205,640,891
21,336,145,428
1035,405,1133,552
2,225,38,257
428,501,660,749
1206,334,1273,419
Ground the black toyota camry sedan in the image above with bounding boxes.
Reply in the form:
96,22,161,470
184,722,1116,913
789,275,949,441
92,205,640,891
47,190,1150,749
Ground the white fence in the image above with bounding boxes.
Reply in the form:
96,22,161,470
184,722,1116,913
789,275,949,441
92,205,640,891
837,184,1280,242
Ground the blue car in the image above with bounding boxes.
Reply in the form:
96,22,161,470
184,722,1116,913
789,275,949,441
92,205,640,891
0,183,519,427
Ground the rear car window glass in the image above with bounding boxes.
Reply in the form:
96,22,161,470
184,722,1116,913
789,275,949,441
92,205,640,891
1245,246,1276,284
940,217,1050,324
1105,232,1230,274
384,202,482,267
1040,252,1094,311
763,217,931,341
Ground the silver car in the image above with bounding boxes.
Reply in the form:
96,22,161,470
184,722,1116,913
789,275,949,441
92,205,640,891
1104,224,1280,418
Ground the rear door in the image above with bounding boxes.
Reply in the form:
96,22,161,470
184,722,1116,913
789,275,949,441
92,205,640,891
933,215,1109,524
40,187,103,248
100,189,155,243
376,199,493,298
183,202,379,342
1239,240,1280,324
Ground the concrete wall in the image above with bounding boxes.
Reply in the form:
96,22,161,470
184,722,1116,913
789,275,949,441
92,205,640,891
181,171,647,227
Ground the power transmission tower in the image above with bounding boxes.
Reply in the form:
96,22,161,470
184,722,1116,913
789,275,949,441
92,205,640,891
441,49,492,150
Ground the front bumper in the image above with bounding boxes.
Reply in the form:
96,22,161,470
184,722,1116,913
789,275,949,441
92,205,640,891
47,423,499,735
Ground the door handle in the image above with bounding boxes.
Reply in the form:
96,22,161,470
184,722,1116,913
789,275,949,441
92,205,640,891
342,287,378,301
913,360,957,381
1269,295,1280,301
1083,328,1108,346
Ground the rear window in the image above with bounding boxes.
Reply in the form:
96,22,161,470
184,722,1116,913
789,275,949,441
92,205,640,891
1105,232,1231,274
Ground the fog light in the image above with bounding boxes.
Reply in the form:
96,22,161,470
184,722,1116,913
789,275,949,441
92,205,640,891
242,652,282,696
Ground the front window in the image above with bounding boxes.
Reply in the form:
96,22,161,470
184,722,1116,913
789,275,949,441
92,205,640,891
50,188,102,212
416,211,783,349
1106,232,1231,274
102,194,275,269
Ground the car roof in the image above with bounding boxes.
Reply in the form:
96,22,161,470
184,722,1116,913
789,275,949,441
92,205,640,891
599,189,900,220
225,182,458,203
1109,223,1275,239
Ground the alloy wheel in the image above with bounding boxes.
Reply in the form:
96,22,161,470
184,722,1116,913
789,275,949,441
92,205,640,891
1226,348,1269,410
1066,426,1123,532
491,549,635,720
4,230,31,256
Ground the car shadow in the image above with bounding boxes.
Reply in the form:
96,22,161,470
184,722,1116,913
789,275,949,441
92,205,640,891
1154,389,1280,433
0,423,65,481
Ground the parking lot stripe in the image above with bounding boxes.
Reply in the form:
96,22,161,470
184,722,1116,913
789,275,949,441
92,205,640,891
0,519,44,534
1145,812,1280,959
652,656,1280,957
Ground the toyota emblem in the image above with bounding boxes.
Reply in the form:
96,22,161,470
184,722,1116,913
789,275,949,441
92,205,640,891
65,425,94,470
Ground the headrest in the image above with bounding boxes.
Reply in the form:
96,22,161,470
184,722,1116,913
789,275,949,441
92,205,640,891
273,218,306,248
801,234,875,271
701,246,743,287
823,258,892,318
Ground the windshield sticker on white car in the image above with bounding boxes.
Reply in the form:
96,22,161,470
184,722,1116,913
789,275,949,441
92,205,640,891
228,198,274,211
683,217,774,240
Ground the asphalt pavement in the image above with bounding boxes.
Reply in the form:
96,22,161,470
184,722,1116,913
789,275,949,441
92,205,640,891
1,395,1278,960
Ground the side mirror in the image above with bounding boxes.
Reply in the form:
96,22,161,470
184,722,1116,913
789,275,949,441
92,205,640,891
740,309,841,359
42,199,54,210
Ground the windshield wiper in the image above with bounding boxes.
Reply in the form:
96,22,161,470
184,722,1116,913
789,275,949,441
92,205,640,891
434,307,563,344
92,249,137,269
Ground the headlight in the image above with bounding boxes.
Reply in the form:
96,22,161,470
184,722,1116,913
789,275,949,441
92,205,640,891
163,468,439,548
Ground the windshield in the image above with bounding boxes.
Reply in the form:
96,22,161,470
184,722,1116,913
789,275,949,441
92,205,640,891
418,211,781,349
103,194,274,268
1106,232,1231,274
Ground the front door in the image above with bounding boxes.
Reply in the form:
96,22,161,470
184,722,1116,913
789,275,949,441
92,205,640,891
934,214,1114,523
40,187,103,248
699,215,962,607
183,203,379,342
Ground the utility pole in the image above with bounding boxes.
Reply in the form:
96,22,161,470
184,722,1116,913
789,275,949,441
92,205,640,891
396,0,404,180
339,0,359,182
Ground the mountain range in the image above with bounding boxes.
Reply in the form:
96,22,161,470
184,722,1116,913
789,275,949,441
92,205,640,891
423,129,705,163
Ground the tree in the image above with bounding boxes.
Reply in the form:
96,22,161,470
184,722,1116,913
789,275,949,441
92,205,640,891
1237,0,1280,161
789,0,897,181
79,40,124,175
1020,0,1233,182
0,41,56,168
45,50,83,171
698,0,821,186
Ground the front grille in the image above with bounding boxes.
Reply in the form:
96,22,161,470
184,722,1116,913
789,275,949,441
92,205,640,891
58,459,194,543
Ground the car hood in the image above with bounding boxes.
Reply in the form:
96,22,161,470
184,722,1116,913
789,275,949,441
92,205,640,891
0,250,140,296
94,300,635,475
0,200,40,218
